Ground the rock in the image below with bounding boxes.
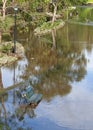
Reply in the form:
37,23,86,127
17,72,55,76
0,41,25,67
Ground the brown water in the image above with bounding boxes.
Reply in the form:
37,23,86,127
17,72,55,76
0,23,93,130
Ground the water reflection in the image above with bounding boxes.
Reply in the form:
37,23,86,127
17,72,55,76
1,23,93,129
0,84,42,129
0,68,3,89
21,25,89,101
1,57,28,88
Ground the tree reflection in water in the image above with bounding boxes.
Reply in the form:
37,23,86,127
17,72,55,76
22,27,87,101
15,104,36,121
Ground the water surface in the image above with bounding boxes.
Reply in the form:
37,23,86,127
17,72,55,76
0,22,93,130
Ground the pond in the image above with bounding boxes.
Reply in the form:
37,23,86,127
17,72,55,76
0,22,93,130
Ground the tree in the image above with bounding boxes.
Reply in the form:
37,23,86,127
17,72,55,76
0,0,19,20
2,0,7,20
51,0,57,25
44,0,58,24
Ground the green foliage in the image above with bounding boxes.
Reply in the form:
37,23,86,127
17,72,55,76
35,19,64,34
0,0,89,33
26,13,47,27
0,17,13,32
29,0,39,12
74,7,93,22
40,20,63,29
0,43,12,53
36,15,47,26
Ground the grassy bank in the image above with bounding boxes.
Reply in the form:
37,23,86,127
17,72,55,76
87,0,93,3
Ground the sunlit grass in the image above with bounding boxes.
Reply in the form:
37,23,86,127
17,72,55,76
87,0,93,3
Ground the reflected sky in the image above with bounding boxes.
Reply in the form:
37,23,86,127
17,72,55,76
35,95,93,130
1,57,28,88
35,82,93,130
86,50,93,70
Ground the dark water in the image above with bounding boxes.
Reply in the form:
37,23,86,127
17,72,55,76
0,23,93,130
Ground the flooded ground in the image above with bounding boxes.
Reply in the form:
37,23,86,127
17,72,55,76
0,22,93,130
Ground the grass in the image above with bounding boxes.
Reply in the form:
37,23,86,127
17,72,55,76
87,0,93,3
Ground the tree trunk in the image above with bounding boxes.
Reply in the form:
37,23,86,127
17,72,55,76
52,3,57,25
2,0,7,20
